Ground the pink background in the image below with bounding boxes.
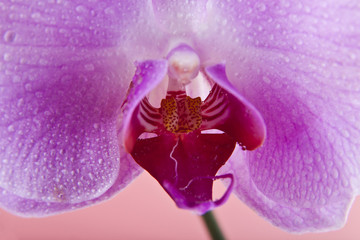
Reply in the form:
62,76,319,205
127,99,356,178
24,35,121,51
1,172,360,240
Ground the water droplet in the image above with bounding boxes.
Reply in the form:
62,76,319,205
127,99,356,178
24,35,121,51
332,168,339,179
84,63,94,71
25,83,32,91
39,59,48,65
17,98,24,107
35,91,43,98
245,21,252,28
350,53,356,60
262,76,271,84
12,75,21,83
7,125,15,132
104,7,114,15
88,173,94,180
281,1,290,8
31,12,41,19
3,30,16,43
3,53,11,61
255,3,266,12
75,5,88,13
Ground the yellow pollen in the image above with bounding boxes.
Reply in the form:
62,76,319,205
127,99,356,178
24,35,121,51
160,96,202,133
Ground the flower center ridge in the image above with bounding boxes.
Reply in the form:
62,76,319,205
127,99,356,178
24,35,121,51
161,94,202,133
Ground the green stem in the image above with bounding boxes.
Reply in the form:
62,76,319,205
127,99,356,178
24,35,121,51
201,211,226,240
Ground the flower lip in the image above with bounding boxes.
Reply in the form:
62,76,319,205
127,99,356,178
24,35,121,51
121,43,266,214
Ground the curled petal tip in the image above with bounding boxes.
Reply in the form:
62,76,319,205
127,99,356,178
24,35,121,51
204,64,266,151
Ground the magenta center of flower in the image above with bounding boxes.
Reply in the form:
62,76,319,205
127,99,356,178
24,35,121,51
121,44,266,214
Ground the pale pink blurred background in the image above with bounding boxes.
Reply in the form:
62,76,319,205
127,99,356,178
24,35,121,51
1,172,359,240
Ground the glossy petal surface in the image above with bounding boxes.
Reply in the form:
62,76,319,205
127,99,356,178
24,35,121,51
0,0,146,215
151,0,208,35
1,0,359,233
207,0,360,232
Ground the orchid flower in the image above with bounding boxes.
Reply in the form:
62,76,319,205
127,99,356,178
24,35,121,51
0,0,359,234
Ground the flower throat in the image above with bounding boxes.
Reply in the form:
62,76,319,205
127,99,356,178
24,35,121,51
122,43,266,214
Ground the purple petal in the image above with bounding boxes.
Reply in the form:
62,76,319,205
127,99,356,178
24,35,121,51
1,0,149,48
204,64,266,150
212,1,360,232
0,0,147,215
0,153,141,216
121,59,169,153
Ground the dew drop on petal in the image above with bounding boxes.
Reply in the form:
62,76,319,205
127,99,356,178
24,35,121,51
3,53,11,61
283,56,290,63
331,168,339,179
3,30,16,43
39,59,48,65
255,3,266,12
262,76,271,84
88,173,94,180
17,98,24,107
350,53,357,60
12,75,21,83
84,63,95,71
31,12,41,20
304,6,311,13
104,7,115,15
7,125,15,132
75,5,87,13
25,83,32,91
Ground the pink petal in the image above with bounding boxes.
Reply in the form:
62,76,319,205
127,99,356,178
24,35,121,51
212,0,360,232
121,59,169,153
204,64,266,150
0,153,141,216
0,0,147,215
